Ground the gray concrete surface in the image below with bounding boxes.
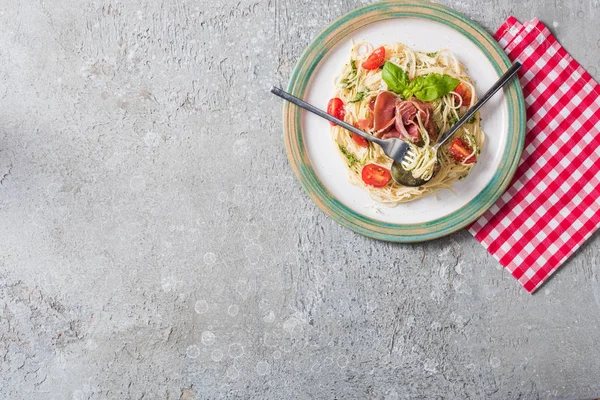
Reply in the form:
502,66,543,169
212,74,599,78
1,0,600,399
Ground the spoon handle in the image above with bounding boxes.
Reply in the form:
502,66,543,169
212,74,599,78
436,62,522,147
270,86,385,146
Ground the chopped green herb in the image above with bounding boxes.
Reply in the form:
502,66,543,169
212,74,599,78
467,114,477,124
340,78,354,89
338,144,360,167
340,59,358,89
349,89,370,103
426,52,438,57
448,113,459,126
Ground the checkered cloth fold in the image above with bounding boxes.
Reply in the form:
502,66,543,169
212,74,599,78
468,17,600,293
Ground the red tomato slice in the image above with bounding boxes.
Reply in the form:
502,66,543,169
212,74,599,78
362,46,386,70
327,98,346,126
449,137,476,164
454,82,472,106
351,133,368,147
362,164,391,187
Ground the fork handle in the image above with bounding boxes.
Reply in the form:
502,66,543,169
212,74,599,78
436,62,522,147
270,86,386,146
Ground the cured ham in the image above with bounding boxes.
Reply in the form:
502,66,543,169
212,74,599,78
373,91,397,133
356,98,376,130
381,128,401,140
372,91,437,144
357,115,373,130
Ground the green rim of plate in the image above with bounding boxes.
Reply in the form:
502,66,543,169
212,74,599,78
283,0,526,242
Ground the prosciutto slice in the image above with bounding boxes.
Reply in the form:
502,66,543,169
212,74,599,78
395,98,438,144
373,91,397,133
357,115,373,130
381,128,401,140
372,91,437,144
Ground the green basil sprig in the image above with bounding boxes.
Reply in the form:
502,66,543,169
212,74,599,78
381,61,409,94
382,61,460,102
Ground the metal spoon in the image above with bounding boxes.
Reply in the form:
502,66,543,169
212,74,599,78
391,62,522,187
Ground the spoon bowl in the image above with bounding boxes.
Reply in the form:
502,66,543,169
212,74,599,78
391,160,442,186
391,161,430,187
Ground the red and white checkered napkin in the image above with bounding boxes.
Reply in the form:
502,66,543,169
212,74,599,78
468,17,600,293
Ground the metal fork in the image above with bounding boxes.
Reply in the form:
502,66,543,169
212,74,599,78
270,86,410,162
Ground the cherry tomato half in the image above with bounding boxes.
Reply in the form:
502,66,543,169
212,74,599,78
327,98,346,126
362,46,386,70
361,164,391,187
454,82,472,107
449,137,476,164
351,133,369,147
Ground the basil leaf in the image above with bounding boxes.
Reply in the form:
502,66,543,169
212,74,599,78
408,74,460,102
381,63,459,102
382,61,409,95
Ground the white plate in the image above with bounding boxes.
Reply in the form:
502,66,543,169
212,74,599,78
282,1,525,242
303,18,507,224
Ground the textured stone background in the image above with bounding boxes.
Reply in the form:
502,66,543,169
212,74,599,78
1,0,600,399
